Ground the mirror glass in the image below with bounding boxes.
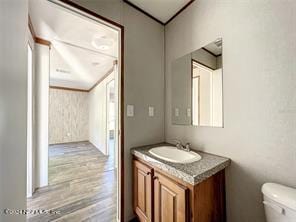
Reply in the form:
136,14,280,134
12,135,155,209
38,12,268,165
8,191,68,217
171,38,223,127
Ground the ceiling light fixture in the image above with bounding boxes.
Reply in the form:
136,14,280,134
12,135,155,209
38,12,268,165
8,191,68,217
92,36,113,51
92,62,100,66
56,68,71,74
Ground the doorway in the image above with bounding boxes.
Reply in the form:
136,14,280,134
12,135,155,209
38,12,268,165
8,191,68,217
27,0,124,221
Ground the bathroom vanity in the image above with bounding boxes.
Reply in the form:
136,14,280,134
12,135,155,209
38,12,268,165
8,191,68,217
131,143,230,222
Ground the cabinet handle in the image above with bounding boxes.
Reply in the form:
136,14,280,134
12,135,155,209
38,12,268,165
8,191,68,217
147,172,151,175
153,176,158,180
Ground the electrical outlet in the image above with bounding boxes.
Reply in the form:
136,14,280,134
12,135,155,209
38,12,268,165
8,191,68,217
149,106,154,117
127,105,134,117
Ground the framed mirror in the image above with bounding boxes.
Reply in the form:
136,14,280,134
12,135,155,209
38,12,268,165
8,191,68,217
171,38,223,127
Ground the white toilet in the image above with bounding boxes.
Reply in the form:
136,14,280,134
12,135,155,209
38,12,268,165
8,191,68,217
262,183,296,222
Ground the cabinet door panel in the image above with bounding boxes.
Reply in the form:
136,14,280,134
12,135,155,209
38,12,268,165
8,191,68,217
161,186,176,222
154,172,188,222
133,160,153,222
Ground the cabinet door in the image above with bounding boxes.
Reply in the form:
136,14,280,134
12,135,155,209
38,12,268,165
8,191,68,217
133,160,153,222
154,172,188,222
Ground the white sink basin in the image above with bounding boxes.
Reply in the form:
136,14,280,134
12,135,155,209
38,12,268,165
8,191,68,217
149,146,202,163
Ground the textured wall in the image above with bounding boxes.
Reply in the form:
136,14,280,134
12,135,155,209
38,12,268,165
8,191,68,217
122,5,165,220
165,1,296,222
49,88,89,144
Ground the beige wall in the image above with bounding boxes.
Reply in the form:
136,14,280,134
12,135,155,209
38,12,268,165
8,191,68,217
71,1,165,220
165,1,296,222
123,5,165,220
0,0,28,221
49,88,89,144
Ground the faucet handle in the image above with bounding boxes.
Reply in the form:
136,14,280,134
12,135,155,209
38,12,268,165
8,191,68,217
172,139,183,149
185,143,191,151
172,139,182,145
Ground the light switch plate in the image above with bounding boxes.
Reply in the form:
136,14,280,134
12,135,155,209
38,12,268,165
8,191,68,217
127,105,134,117
187,108,191,117
175,108,179,117
149,106,154,117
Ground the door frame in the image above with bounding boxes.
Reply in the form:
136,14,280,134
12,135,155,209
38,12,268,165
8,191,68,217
47,0,125,220
27,27,35,198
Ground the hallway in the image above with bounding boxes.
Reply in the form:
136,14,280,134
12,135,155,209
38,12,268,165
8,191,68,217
27,142,117,222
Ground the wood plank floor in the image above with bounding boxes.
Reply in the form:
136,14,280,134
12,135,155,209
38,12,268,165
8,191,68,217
27,141,117,222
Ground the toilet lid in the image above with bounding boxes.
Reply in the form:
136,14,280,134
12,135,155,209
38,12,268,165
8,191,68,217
262,183,296,211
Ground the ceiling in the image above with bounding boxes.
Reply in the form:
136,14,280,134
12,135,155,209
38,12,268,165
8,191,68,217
125,0,192,24
29,0,119,90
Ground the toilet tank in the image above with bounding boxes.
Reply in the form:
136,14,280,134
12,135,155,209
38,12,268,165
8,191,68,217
262,183,296,222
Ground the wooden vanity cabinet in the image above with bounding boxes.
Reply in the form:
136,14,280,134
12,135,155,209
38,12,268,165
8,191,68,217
133,160,153,222
133,159,226,222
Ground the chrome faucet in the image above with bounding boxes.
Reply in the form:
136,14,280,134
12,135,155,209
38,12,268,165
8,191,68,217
184,143,191,152
175,140,183,149
173,140,191,152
